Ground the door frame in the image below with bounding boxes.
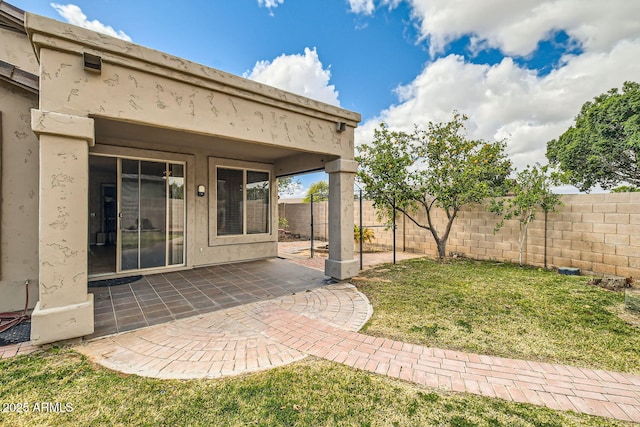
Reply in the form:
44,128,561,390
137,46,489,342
88,152,187,278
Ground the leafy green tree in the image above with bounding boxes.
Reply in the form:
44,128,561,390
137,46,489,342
490,164,562,267
303,180,329,202
611,185,640,193
356,113,512,259
277,176,302,198
546,81,640,191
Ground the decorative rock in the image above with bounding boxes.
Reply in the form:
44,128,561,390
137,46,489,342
588,277,633,292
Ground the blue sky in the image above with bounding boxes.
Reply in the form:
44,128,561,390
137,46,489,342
11,0,640,196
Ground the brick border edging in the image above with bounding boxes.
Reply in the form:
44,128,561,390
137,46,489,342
0,341,39,359
257,306,640,423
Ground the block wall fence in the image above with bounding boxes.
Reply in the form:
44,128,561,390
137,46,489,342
278,192,640,278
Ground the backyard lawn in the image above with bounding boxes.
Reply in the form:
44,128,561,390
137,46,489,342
1,258,638,426
0,349,630,427
354,258,640,374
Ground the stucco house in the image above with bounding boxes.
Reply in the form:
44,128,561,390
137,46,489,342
0,1,360,345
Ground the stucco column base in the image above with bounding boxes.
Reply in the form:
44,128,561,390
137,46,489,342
30,294,94,345
325,259,359,281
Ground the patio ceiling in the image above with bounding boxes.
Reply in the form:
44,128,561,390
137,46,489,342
94,117,306,164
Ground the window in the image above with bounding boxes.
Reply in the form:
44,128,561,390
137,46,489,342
216,167,270,236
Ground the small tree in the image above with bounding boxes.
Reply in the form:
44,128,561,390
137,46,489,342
490,164,562,267
356,113,512,259
303,180,329,202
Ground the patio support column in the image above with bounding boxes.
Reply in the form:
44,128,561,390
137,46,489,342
30,109,95,345
324,159,358,280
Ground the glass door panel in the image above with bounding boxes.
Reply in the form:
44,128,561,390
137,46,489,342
118,158,185,272
88,155,117,276
120,159,140,270
139,161,167,269
168,163,185,265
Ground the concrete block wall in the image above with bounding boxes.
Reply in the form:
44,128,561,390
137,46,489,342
279,192,640,278
278,201,328,240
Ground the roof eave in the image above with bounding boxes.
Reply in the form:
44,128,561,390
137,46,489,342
0,59,39,93
0,0,26,34
24,12,361,126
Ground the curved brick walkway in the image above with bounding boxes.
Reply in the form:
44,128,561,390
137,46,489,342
77,283,372,379
55,283,640,423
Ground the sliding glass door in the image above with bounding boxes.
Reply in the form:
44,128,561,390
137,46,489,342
89,155,185,277
119,158,184,272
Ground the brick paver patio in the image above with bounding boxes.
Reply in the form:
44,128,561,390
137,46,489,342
75,282,640,423
88,258,328,338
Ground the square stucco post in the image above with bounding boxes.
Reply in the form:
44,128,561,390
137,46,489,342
324,159,359,280
30,110,95,345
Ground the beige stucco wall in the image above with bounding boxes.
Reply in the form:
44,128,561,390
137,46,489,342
26,14,358,169
0,20,41,312
0,80,39,312
0,26,38,74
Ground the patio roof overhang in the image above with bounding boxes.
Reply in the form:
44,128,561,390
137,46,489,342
24,12,361,165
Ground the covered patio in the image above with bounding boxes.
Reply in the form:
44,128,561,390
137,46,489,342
22,12,361,345
89,258,328,339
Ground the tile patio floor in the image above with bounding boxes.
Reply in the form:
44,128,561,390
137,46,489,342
88,258,329,339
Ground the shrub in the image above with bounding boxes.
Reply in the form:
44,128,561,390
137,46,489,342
354,225,375,243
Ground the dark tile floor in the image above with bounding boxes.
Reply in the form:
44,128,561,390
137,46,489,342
88,258,329,339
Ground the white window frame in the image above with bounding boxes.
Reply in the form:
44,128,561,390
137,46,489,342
209,157,275,246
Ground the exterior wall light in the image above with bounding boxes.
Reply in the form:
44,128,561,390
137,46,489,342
197,185,206,197
336,122,346,132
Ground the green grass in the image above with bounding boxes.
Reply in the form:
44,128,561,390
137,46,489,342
355,258,640,374
2,259,638,425
0,349,630,427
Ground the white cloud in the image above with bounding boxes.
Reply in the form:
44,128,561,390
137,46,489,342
257,0,284,14
361,0,640,57
352,0,640,184
244,48,341,106
356,40,640,172
51,3,131,41
347,0,375,15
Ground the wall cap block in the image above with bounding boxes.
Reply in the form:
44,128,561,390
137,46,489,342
325,159,357,174
31,109,94,145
